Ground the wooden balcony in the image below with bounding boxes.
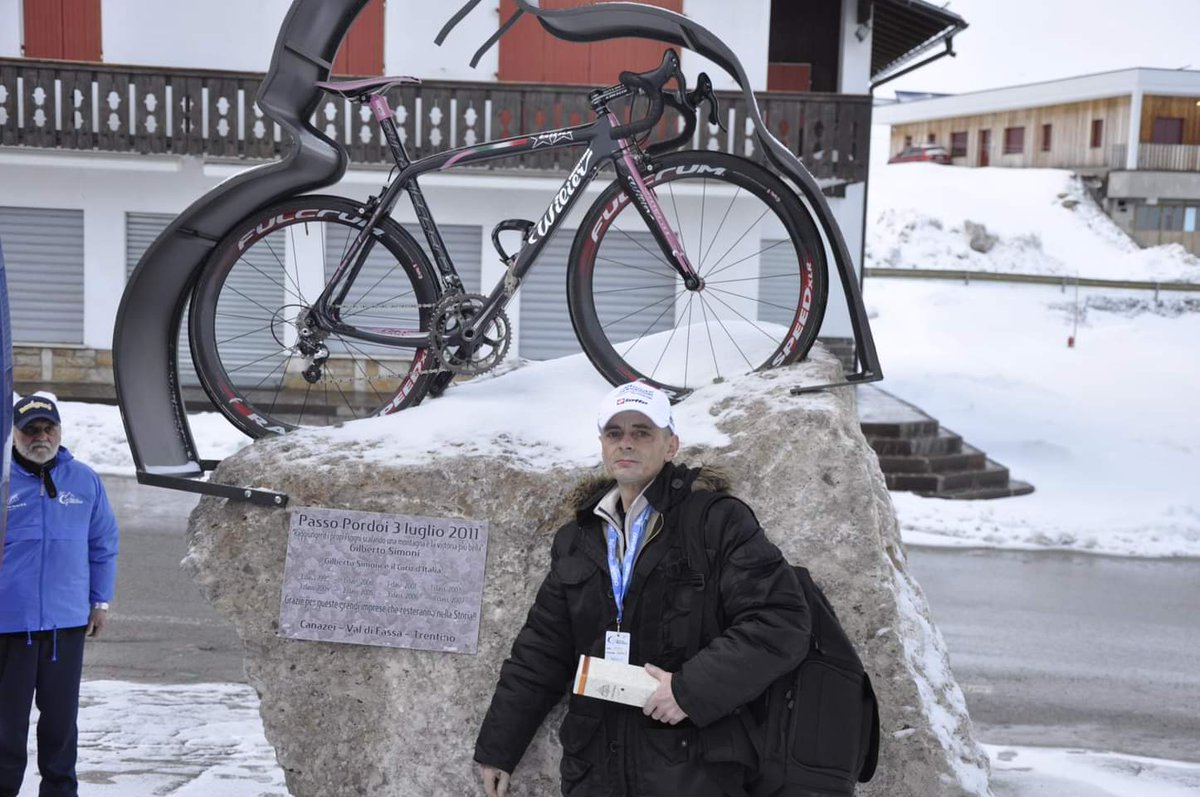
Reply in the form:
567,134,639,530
0,58,870,186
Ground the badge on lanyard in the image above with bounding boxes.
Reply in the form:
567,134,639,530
605,630,631,663
605,504,652,663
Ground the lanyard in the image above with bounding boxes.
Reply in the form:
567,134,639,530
605,504,653,630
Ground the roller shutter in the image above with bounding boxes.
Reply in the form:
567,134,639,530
126,213,201,385
0,206,84,344
518,230,673,361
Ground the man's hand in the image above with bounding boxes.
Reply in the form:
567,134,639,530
480,764,511,797
643,663,688,725
86,607,108,638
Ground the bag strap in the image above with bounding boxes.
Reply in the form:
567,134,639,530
681,492,729,659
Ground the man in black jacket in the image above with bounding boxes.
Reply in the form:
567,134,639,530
475,382,809,796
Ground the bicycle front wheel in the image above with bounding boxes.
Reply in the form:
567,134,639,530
189,195,440,437
567,151,828,400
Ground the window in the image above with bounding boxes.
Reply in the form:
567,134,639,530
1091,119,1104,149
1135,206,1160,230
332,0,384,75
22,0,102,61
1186,207,1197,233
904,135,913,147
1041,124,1052,152
950,131,967,157
1151,117,1185,145
499,0,685,84
1003,126,1025,154
1160,205,1185,232
927,133,937,144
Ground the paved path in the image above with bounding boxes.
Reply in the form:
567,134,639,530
908,546,1200,763
89,476,1200,768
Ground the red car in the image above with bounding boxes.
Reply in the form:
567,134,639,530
888,144,952,164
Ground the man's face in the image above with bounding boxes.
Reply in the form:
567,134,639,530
600,410,679,494
14,420,62,465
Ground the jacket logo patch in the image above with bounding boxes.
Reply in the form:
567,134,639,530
18,400,54,414
57,491,84,506
7,492,27,509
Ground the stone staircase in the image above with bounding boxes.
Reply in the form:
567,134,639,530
857,387,1034,500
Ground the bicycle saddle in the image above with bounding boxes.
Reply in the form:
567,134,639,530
315,75,421,99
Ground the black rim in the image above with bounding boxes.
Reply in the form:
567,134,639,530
569,153,827,399
190,200,437,436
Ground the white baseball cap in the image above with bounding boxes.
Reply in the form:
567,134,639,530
596,382,675,433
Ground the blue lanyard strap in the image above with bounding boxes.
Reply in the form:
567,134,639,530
605,504,653,629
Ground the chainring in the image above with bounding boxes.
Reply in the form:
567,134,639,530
430,292,512,375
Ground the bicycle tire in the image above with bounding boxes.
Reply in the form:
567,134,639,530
189,195,440,437
567,151,828,400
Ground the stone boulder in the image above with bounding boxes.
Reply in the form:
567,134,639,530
184,348,992,796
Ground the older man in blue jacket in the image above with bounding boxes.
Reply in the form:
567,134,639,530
0,395,119,797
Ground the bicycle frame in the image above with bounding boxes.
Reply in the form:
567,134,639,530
308,91,700,351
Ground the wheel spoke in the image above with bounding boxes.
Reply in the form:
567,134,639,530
695,294,757,370
702,205,771,279
704,238,791,281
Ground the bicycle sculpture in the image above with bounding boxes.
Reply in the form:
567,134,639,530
115,0,880,502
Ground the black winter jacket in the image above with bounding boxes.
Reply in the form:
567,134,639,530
474,462,809,796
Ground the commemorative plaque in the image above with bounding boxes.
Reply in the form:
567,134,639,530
279,506,488,653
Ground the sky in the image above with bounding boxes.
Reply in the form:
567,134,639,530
882,0,1200,98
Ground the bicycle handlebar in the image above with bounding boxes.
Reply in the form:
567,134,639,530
608,49,683,140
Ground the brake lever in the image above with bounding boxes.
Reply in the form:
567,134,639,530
687,73,726,132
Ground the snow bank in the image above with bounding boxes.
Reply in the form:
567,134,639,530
867,128,1200,284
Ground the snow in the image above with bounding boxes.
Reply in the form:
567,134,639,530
867,126,1200,284
16,682,1200,796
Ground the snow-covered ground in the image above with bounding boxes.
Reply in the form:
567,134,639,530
14,682,1200,797
867,126,1200,284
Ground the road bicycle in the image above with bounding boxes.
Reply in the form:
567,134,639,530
188,49,829,438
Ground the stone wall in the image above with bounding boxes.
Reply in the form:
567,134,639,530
184,353,993,797
13,346,115,400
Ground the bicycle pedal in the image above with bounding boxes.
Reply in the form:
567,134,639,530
491,219,535,263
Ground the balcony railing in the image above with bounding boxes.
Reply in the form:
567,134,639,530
0,58,870,185
1110,142,1200,172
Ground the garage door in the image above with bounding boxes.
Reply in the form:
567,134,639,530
518,230,673,361
0,206,84,344
126,213,201,385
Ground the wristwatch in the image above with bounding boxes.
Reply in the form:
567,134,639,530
91,602,110,611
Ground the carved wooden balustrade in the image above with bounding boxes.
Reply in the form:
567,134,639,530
0,59,870,185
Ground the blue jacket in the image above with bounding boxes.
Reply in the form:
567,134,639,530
0,446,119,633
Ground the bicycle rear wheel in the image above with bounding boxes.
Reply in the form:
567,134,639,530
567,151,828,400
189,195,439,437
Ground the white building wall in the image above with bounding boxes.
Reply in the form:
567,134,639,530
101,0,291,72
839,0,871,95
386,0,499,80
1,0,865,347
0,0,20,58
681,0,769,92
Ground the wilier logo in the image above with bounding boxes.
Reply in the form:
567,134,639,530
531,131,574,149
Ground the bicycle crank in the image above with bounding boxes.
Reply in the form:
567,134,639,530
430,293,512,375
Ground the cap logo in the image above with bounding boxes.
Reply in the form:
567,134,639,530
18,400,54,414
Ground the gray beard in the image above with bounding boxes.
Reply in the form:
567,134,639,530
16,440,59,465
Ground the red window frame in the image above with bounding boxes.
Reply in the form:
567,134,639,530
1041,124,1052,152
1091,119,1104,149
1003,126,1025,155
332,0,385,76
950,131,967,157
22,0,101,62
